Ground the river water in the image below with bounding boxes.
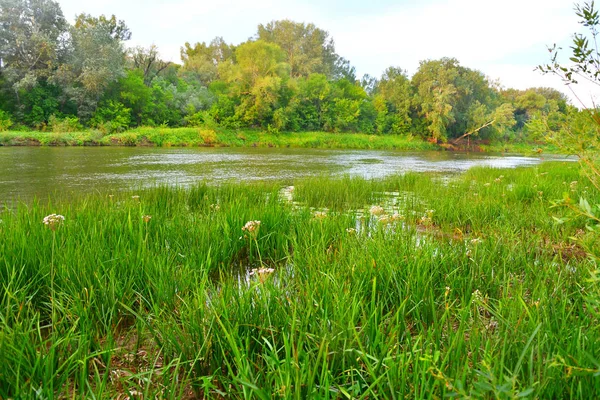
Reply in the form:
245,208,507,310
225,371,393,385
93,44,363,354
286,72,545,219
0,147,569,205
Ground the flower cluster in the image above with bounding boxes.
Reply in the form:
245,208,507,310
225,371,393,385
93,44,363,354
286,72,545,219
242,220,261,238
569,181,578,192
249,267,275,276
43,214,65,231
142,215,152,223
471,289,483,303
419,209,435,226
313,211,327,219
249,267,275,283
210,204,220,212
369,205,385,216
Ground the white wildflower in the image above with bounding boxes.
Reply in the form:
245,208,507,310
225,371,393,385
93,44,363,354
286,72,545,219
43,214,65,231
242,220,261,238
472,289,483,303
313,211,327,219
249,267,275,283
369,205,385,216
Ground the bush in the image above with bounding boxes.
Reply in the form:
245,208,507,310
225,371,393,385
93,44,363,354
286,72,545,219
199,129,218,144
48,115,82,133
91,101,131,134
0,110,13,131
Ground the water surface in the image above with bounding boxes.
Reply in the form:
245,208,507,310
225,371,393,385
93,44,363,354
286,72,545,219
0,147,569,205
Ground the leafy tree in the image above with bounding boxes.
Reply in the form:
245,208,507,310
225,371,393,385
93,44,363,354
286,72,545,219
257,20,333,78
237,75,284,126
0,0,67,115
129,45,171,86
412,58,501,142
54,13,128,120
374,67,413,134
360,74,378,96
294,73,332,130
412,58,459,141
180,37,234,86
73,13,131,41
21,80,60,127
115,69,151,126
230,40,288,88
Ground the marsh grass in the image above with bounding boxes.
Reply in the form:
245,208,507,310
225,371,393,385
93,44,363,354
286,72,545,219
1,162,599,398
0,127,561,154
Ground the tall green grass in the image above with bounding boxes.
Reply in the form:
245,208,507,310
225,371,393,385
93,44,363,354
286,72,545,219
1,162,599,398
0,127,560,153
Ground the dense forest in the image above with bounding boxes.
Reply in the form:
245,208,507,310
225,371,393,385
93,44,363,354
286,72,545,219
0,0,573,143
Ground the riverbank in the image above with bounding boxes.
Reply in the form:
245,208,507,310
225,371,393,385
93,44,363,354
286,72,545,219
1,162,598,398
0,127,561,154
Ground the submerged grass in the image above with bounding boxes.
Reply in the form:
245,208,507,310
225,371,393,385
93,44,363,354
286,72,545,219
1,162,599,398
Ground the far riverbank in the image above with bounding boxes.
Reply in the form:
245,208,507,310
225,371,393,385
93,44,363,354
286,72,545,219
0,127,562,154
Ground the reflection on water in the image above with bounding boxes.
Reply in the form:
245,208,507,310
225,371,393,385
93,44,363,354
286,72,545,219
0,146,571,205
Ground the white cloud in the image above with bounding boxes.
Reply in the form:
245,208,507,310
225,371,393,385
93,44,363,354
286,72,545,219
329,0,575,72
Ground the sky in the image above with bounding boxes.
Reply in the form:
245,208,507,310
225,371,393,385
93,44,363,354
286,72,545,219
56,0,596,106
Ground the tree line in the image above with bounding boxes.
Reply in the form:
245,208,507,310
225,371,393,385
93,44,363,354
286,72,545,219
0,0,572,143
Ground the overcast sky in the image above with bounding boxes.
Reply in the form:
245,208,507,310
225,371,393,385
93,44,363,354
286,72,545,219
56,0,595,105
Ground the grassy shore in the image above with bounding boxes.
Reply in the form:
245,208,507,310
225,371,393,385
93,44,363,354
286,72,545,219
1,162,598,398
0,126,559,153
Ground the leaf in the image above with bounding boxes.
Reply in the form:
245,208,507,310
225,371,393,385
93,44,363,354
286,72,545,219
552,216,566,224
579,197,593,215
517,388,535,397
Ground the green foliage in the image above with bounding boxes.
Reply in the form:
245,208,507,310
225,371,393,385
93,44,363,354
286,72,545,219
90,100,131,133
374,67,413,134
0,3,572,144
116,69,152,125
0,0,67,89
19,81,61,127
257,20,336,78
48,115,82,132
180,37,234,86
0,109,12,131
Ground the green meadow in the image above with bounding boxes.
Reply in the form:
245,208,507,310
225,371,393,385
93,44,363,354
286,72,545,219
1,162,599,398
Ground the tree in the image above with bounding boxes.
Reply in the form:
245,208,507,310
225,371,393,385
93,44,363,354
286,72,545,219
257,20,332,78
54,13,128,120
412,58,459,141
73,13,131,41
231,40,288,88
129,45,171,86
0,0,67,110
180,37,234,86
412,58,500,142
374,67,413,134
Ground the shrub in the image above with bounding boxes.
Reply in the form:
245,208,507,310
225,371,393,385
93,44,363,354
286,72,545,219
91,101,131,134
48,115,82,133
199,129,218,144
0,110,13,131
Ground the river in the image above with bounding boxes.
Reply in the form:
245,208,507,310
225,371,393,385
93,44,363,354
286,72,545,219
0,147,570,205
